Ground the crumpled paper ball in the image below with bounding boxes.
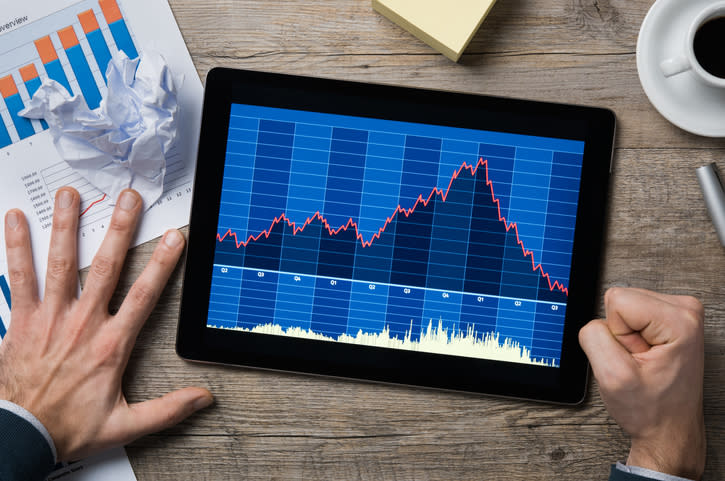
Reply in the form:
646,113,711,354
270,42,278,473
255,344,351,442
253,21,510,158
20,50,178,209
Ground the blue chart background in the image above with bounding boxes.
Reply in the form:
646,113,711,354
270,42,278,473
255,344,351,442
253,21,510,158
210,104,585,365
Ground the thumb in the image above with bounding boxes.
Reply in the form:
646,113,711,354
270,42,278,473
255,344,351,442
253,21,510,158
107,387,213,445
579,319,639,388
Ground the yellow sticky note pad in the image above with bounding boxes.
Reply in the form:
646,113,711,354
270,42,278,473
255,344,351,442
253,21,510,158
372,0,497,62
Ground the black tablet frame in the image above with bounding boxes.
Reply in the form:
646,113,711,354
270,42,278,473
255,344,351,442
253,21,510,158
176,68,615,404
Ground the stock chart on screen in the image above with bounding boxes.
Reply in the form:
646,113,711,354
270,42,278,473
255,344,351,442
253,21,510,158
208,104,585,367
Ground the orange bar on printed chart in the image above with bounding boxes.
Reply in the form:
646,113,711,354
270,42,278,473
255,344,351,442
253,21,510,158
0,76,18,98
78,9,101,33
19,64,40,82
99,0,138,59
58,26,80,49
19,64,48,130
34,36,58,63
99,0,123,23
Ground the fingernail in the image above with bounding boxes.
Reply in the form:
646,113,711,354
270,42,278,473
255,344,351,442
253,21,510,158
193,395,213,411
6,211,19,229
57,190,73,209
164,230,183,248
119,191,138,211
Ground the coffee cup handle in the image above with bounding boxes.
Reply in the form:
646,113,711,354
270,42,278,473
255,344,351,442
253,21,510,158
660,54,692,77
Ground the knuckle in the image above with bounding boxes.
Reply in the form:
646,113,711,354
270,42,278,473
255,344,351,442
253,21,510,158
92,334,122,367
161,403,182,427
601,367,638,395
90,255,117,279
151,248,175,269
8,267,32,288
51,214,75,232
129,283,157,307
681,297,705,332
109,216,129,232
47,256,73,281
684,296,705,318
603,287,623,306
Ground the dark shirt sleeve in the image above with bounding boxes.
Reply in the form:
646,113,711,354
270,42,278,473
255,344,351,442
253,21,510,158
0,408,56,481
609,464,679,481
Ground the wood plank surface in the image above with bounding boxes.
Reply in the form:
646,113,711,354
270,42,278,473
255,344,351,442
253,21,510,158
99,0,725,478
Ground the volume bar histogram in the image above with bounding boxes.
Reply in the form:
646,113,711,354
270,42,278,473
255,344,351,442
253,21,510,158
208,104,585,366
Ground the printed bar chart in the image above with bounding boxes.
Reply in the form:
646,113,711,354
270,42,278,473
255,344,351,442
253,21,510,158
0,274,10,311
58,25,102,109
78,10,113,82
100,0,139,59
0,273,10,340
34,35,73,94
0,76,35,140
0,0,139,147
0,111,10,149
19,65,48,130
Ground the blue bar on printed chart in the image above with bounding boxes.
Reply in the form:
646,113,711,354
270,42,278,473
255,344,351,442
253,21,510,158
58,26,102,110
78,9,113,81
19,65,48,130
0,75,35,140
0,118,11,148
100,0,139,59
34,36,73,95
0,275,10,310
0,274,10,340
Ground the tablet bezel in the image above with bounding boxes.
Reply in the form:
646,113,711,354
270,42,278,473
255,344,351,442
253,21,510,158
176,68,615,404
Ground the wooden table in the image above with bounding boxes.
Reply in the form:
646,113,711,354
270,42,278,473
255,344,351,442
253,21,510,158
108,1,725,478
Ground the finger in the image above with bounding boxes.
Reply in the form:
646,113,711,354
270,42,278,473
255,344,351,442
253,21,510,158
579,319,639,389
44,188,80,306
105,388,213,445
115,229,185,338
80,190,142,309
4,209,39,311
604,287,688,349
622,287,701,310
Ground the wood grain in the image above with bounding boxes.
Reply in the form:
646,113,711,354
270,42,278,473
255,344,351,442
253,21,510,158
104,0,725,478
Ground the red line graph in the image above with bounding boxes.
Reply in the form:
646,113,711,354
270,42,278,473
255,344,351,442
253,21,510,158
217,157,568,295
79,193,107,217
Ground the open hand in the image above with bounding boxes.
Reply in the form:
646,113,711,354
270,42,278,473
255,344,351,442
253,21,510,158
0,187,213,461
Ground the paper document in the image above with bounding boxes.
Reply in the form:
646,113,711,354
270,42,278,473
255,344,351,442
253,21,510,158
47,448,137,481
0,0,202,272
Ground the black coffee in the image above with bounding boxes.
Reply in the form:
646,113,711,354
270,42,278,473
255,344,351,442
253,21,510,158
693,16,725,79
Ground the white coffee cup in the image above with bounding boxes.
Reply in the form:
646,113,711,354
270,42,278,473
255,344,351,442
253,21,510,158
659,1,725,88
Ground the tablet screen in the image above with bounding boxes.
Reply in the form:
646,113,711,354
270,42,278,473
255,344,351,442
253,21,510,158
207,103,584,368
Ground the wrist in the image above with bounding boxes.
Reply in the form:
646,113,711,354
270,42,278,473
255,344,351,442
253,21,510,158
628,436,706,481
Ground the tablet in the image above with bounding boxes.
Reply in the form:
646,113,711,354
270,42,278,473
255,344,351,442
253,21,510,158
176,68,615,404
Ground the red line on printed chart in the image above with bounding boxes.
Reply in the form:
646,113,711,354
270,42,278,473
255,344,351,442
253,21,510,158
80,194,107,217
217,158,568,295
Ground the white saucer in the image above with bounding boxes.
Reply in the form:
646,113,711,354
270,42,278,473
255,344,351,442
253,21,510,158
637,0,725,137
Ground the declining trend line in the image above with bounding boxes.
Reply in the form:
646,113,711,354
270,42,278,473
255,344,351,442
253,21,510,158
217,157,569,295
